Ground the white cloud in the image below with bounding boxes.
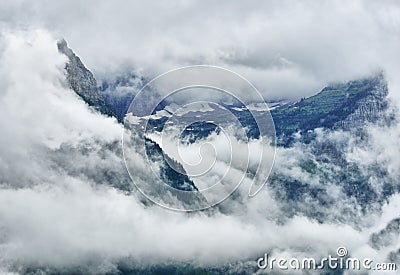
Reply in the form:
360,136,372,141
0,29,121,187
2,0,400,100
0,2,400,273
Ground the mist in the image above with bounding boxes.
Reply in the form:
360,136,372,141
1,0,400,100
0,1,400,274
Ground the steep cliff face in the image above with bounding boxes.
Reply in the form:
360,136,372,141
271,73,389,146
144,137,199,192
333,73,388,129
57,39,200,194
57,39,122,122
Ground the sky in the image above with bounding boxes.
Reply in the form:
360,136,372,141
1,0,400,100
0,1,400,273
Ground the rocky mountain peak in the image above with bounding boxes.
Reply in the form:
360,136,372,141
57,39,122,122
57,38,74,58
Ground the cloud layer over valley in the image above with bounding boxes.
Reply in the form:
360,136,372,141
0,1,400,274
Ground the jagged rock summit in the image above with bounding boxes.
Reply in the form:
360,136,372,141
272,73,389,136
57,39,122,122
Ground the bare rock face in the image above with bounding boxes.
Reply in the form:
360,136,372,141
333,73,389,130
57,39,201,195
270,72,390,148
57,39,122,122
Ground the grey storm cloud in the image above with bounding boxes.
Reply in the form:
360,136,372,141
0,29,398,273
0,1,400,274
1,0,400,100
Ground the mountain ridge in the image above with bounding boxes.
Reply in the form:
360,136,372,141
57,39,200,193
271,72,388,143
97,65,389,147
57,39,123,122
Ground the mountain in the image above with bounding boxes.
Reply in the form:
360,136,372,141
272,73,388,145
57,39,393,211
96,60,389,149
57,39,123,122
98,72,145,118
57,39,199,193
144,137,198,192
48,39,397,275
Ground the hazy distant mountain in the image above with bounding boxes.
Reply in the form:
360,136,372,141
98,70,389,141
99,72,145,118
